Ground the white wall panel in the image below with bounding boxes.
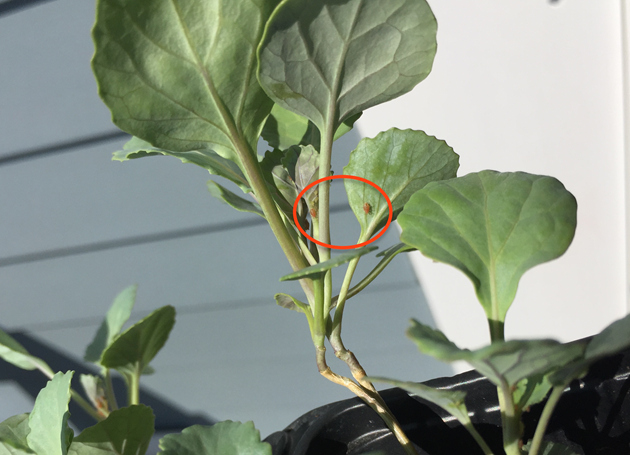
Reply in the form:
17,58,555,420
356,0,628,356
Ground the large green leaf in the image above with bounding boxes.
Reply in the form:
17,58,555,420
0,415,33,454
100,306,175,378
407,320,586,387
93,0,279,165
27,372,74,455
113,137,251,193
85,285,137,364
158,421,271,455
279,246,377,281
68,405,154,455
398,171,577,323
258,0,437,132
261,104,361,150
344,129,459,238
0,329,52,374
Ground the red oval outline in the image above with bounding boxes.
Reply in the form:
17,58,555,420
293,175,393,250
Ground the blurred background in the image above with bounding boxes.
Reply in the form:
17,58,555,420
0,0,628,450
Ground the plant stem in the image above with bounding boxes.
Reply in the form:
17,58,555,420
497,382,522,455
528,385,565,455
71,390,105,421
330,246,413,309
127,368,140,406
104,369,119,411
230,129,314,300
489,319,505,343
315,347,419,455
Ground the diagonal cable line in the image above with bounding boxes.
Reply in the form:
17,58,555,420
0,0,56,17
0,130,129,166
0,203,352,268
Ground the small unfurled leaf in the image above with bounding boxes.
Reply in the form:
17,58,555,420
294,145,320,209
399,171,577,323
279,246,378,281
79,375,107,417
68,405,154,455
260,148,300,215
113,137,251,193
344,129,459,238
27,372,74,455
100,306,175,378
274,293,309,314
158,421,271,455
261,104,361,150
207,181,264,218
521,440,580,455
0,414,33,453
93,0,279,165
0,329,51,374
407,320,585,387
258,0,437,132
85,285,137,364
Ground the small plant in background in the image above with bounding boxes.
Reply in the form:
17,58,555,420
0,0,628,454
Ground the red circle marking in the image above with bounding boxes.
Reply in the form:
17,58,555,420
293,175,393,250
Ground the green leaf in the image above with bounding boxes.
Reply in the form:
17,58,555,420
207,181,264,218
258,0,437,133
100,306,176,378
79,375,106,415
0,328,52,374
344,129,459,238
0,415,33,454
158,421,271,455
549,313,630,386
274,293,309,313
368,377,469,425
261,104,361,150
521,440,580,455
27,371,74,455
93,0,279,165
407,320,585,387
513,374,553,411
68,405,154,455
259,148,300,216
294,145,320,209
85,285,137,364
279,246,378,281
113,137,251,193
398,171,577,323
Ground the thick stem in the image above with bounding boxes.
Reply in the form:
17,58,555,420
489,319,505,343
497,383,522,455
528,385,565,455
127,367,141,406
315,347,419,455
230,130,314,301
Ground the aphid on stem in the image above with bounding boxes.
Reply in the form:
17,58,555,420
310,207,317,218
363,202,372,215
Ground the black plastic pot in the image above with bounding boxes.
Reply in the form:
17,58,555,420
265,347,630,455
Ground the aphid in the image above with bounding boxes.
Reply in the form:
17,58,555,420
363,202,372,215
310,207,318,218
